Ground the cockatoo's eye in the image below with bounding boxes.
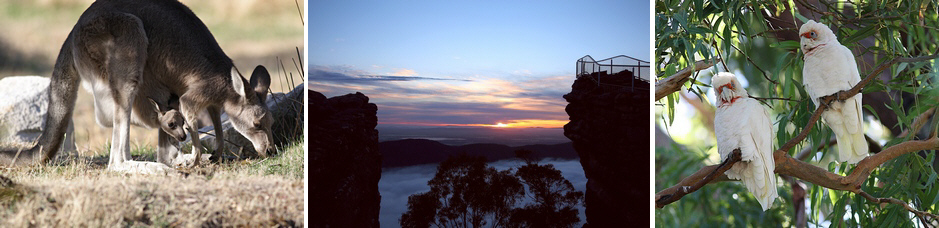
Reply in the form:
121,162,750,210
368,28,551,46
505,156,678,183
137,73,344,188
801,31,816,39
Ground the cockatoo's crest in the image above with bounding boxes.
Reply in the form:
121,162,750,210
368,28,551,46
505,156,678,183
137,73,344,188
799,20,838,56
711,72,748,106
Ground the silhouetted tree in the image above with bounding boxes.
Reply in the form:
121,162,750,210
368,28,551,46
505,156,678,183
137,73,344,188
401,151,584,228
401,154,523,227
514,149,535,164
509,162,584,228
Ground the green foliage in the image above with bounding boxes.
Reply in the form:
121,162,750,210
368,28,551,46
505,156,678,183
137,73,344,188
656,145,790,227
401,153,584,228
656,0,939,226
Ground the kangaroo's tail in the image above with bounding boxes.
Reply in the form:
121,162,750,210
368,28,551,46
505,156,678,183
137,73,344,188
0,36,80,167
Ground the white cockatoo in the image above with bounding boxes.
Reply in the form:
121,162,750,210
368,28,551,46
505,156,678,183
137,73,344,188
712,72,778,211
800,20,868,164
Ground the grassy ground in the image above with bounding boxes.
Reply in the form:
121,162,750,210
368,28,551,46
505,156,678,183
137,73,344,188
0,0,305,151
0,140,305,227
0,0,306,226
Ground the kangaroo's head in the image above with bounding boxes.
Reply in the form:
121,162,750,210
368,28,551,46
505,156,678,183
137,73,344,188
226,65,274,156
149,98,188,142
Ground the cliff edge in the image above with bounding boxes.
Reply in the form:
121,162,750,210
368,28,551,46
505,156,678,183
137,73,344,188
309,91,381,228
563,70,649,226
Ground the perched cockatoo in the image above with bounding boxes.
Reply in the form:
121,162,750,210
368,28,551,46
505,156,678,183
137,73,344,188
712,72,778,211
800,20,868,164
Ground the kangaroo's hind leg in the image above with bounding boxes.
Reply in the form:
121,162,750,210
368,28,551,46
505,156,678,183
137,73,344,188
74,12,170,174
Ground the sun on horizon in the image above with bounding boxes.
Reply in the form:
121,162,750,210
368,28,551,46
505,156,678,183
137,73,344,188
483,119,568,128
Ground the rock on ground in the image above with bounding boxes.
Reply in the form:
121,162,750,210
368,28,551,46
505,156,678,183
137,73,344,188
0,76,75,155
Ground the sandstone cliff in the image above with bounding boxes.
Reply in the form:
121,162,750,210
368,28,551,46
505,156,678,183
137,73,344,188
564,70,649,226
308,91,381,228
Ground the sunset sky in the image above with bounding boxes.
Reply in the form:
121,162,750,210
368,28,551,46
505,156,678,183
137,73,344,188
309,0,649,128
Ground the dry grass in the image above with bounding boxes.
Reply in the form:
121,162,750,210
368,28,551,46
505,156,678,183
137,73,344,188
0,140,305,227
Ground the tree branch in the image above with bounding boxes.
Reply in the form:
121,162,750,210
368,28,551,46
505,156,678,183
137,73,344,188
655,149,741,208
897,107,935,139
782,175,808,228
655,58,720,100
857,190,939,222
841,137,939,188
656,53,939,208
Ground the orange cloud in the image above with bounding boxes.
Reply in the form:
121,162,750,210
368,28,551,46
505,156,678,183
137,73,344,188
495,119,568,128
377,119,567,128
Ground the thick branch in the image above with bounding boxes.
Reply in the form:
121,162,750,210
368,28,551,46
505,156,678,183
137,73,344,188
842,137,939,187
655,149,741,208
655,53,939,208
773,152,855,191
655,58,719,100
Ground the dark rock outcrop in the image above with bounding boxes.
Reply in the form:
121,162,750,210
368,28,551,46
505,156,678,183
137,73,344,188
309,91,381,228
563,70,649,226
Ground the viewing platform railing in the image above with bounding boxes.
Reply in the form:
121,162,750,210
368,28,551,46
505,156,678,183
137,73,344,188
576,55,649,92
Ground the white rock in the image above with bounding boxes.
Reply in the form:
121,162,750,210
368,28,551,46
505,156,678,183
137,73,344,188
0,76,76,154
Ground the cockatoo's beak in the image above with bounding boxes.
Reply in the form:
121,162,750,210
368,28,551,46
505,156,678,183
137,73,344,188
800,31,825,56
717,83,735,104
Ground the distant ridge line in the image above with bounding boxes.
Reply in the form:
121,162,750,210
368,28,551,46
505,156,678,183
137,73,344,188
380,139,578,168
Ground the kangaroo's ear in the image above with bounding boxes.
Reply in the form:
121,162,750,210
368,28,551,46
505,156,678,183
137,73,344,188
148,98,163,115
231,67,248,98
249,65,271,103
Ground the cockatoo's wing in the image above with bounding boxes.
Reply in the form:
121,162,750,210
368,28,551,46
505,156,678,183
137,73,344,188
714,103,738,166
839,45,862,85
741,98,778,210
827,43,868,163
802,38,869,164
714,98,778,210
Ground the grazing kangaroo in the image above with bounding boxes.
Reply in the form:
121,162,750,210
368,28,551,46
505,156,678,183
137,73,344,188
0,0,274,174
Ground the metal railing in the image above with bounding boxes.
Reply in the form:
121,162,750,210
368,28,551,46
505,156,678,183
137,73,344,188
576,55,649,92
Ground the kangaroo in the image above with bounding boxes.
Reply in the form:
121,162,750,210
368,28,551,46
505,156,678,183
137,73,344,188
148,96,213,166
148,96,187,144
0,0,274,174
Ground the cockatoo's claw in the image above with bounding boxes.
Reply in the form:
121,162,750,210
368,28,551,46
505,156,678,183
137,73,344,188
819,94,836,110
